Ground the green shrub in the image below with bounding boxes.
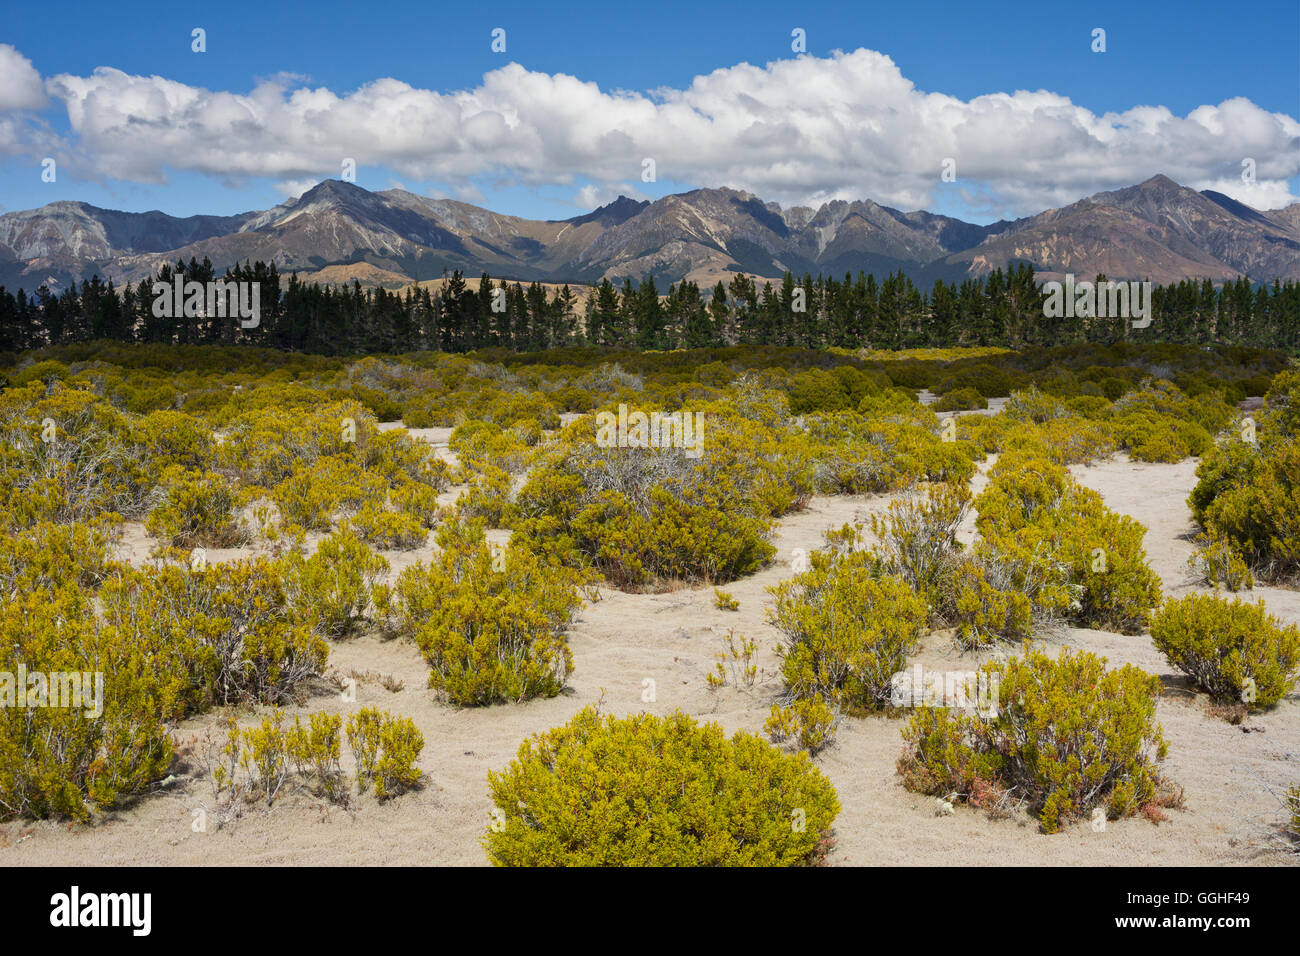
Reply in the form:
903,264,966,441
933,387,987,412
1190,373,1300,583
345,707,383,792
284,527,388,638
0,383,147,529
286,712,345,802
388,521,586,705
973,452,1162,633
351,504,429,550
1110,380,1229,462
99,558,329,710
484,706,840,866
239,711,293,806
712,588,739,611
132,409,216,471
0,591,176,820
374,715,425,798
764,697,840,755
1186,534,1254,591
449,420,533,475
897,647,1174,833
767,550,927,716
949,560,1034,648
512,394,799,589
455,464,514,527
806,407,980,495
145,466,249,548
1005,386,1070,424
346,707,425,798
1149,594,1300,710
0,520,119,596
868,484,970,607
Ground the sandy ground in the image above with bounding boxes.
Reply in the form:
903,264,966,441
2,448,1297,866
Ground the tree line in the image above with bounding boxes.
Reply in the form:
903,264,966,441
0,258,1296,355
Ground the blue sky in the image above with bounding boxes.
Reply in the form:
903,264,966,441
1,0,1297,223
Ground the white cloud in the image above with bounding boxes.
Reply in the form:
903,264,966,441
0,44,47,111
1189,176,1298,210
4,47,1294,216
272,177,320,199
575,182,647,208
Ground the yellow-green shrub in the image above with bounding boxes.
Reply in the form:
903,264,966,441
974,452,1162,633
512,394,800,589
805,408,979,494
455,464,514,527
131,409,215,471
346,707,424,798
484,706,840,866
764,697,840,755
949,560,1034,648
1190,371,1300,582
1149,594,1300,709
284,527,388,638
767,551,927,716
352,505,429,550
145,466,249,547
933,387,987,412
0,382,146,528
286,712,345,802
0,591,176,820
1186,534,1254,591
388,521,585,705
99,558,328,710
897,647,1172,833
374,715,424,798
868,484,970,606
0,520,119,596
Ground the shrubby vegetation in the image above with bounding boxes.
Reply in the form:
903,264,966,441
511,378,809,589
377,520,589,705
484,706,840,865
1186,533,1254,591
0,338,1288,836
1150,594,1300,710
283,527,389,638
1189,369,1300,584
762,537,928,750
972,451,1162,633
897,647,1178,833
933,386,987,412
208,706,424,810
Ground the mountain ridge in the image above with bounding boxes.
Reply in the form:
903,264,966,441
1,176,1295,293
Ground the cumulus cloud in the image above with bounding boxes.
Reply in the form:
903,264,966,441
575,182,648,208
0,44,47,111
8,47,1296,216
272,177,321,199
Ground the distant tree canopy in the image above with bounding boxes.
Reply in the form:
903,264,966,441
0,257,1296,355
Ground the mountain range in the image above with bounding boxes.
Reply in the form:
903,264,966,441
1,175,1296,294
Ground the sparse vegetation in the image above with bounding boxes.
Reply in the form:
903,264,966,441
1,339,1295,868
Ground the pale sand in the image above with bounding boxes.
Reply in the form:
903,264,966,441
2,453,1297,866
